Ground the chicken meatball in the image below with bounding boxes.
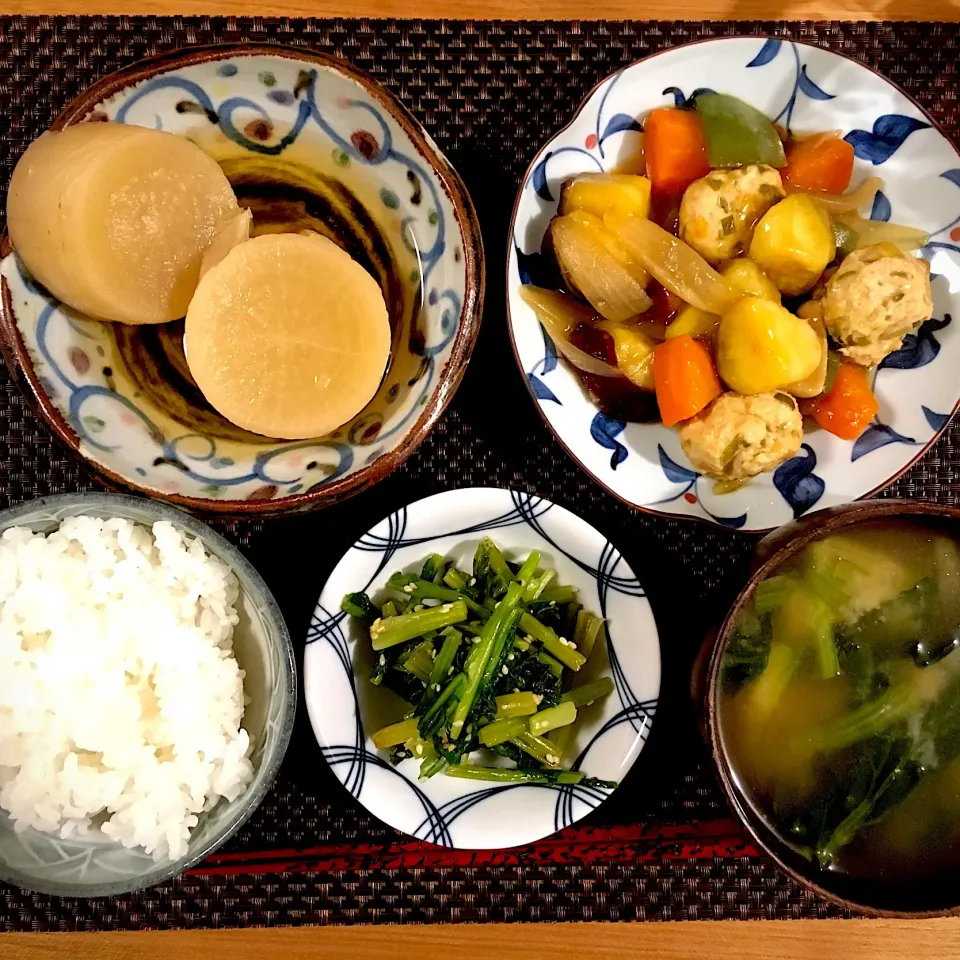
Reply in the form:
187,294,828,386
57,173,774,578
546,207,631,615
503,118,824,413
679,165,785,264
823,243,933,367
678,392,803,481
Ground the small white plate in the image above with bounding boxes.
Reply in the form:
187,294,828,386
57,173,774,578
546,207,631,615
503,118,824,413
304,487,660,849
507,36,960,532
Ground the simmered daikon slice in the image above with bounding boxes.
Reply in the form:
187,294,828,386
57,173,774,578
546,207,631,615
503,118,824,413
7,122,241,324
185,232,391,440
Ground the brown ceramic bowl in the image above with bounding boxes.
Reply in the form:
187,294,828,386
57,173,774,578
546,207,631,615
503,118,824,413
0,44,483,516
705,498,960,917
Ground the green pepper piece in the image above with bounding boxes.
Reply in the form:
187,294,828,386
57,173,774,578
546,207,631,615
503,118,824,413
832,220,859,257
695,93,786,169
822,351,842,395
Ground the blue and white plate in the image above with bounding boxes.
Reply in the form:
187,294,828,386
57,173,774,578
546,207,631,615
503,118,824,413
304,487,660,849
507,36,960,532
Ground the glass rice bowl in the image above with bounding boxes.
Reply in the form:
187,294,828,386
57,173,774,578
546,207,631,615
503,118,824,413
0,493,296,896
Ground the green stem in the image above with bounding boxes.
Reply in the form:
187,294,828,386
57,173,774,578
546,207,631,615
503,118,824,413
495,691,540,718
536,584,577,605
418,753,447,781
401,640,434,682
420,553,445,583
387,574,488,618
451,583,523,738
478,717,527,746
573,612,604,662
419,628,462,711
516,550,541,587
523,569,557,603
419,673,466,739
748,642,802,721
538,651,564,678
561,677,615,707
480,607,522,691
371,600,468,651
546,723,574,763
381,599,398,619
815,684,923,753
445,765,583,785
371,717,419,749
529,701,577,736
443,567,468,591
510,731,562,767
520,612,587,671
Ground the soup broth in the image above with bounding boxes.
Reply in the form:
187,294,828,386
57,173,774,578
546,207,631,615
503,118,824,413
720,520,960,881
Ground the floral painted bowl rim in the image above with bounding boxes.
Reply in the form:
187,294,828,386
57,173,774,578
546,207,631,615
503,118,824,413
706,498,960,917
504,34,960,535
0,42,485,517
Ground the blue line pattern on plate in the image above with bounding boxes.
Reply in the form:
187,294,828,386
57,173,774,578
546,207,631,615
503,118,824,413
745,40,836,132
310,490,654,844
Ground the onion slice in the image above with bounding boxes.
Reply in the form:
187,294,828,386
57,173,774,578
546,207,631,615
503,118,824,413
519,285,623,378
605,212,739,315
784,316,828,398
836,214,930,253
793,175,883,215
551,215,653,322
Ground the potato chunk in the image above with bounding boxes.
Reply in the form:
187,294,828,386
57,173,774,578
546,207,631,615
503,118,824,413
7,122,241,325
720,257,781,303
560,173,652,221
748,193,836,296
716,296,821,395
185,232,391,440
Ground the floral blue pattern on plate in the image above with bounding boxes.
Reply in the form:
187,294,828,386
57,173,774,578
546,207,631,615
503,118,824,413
507,37,960,532
0,48,480,512
304,487,660,849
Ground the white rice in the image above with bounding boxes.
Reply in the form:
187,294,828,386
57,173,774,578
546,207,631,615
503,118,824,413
0,516,254,862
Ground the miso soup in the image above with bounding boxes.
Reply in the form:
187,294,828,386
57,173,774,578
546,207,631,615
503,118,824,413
719,520,960,881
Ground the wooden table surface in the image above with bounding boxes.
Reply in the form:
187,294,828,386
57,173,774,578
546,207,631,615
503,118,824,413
3,918,960,958
2,1,960,957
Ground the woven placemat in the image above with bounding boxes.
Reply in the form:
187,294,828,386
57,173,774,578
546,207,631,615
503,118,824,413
0,16,959,930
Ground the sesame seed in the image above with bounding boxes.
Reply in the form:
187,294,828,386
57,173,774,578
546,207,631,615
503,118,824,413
403,583,416,594
546,754,560,766
558,637,568,646
508,653,515,661
568,641,577,650
585,700,595,706
433,683,441,692
415,744,423,755
549,601,556,607
447,667,455,676
414,604,424,612
512,687,520,694
469,578,476,586
472,637,481,644
431,649,437,659
533,695,543,705
501,665,509,675
440,603,453,613
379,654,386,665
